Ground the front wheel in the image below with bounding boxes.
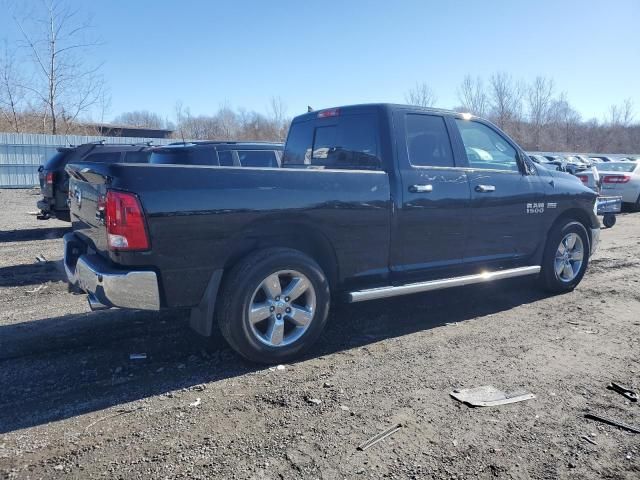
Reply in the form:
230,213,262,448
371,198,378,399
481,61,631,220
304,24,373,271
539,221,590,293
216,248,330,364
602,213,616,228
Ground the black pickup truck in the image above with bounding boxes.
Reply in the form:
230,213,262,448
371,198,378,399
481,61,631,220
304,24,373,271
64,104,600,363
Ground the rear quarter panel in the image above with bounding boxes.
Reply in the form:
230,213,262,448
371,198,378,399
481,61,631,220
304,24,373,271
102,164,392,307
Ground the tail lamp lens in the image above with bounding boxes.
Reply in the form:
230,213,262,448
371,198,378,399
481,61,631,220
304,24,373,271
576,175,588,184
105,190,149,251
603,175,631,184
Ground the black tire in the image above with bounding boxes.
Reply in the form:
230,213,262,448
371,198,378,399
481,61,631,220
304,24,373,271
539,220,590,293
629,194,640,213
216,248,330,364
602,214,616,228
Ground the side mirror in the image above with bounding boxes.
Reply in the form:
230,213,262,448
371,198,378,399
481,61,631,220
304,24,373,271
519,153,536,175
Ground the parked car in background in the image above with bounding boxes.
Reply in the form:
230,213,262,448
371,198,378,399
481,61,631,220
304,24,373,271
63,103,600,363
596,161,640,210
558,155,589,174
590,155,615,163
574,154,594,166
575,166,601,192
37,142,152,221
528,153,565,171
149,142,283,167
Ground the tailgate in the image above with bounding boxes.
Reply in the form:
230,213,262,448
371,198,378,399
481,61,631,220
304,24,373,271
66,163,110,254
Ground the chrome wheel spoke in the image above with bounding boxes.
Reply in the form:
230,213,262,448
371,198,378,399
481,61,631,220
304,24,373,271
282,276,310,302
555,232,584,283
287,307,313,327
249,302,271,324
265,318,284,346
262,273,282,300
248,269,317,348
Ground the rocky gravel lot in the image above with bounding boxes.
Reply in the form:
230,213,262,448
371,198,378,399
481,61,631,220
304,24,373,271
0,188,639,479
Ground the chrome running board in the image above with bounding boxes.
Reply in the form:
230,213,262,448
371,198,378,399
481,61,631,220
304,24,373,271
347,266,541,303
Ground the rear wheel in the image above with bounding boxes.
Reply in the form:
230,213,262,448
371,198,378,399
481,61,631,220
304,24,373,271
539,221,590,293
216,248,330,363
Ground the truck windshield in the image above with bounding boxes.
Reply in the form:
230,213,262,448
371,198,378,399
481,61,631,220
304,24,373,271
150,148,216,166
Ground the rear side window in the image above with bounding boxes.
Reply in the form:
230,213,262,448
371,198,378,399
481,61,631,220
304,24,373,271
405,114,454,167
123,151,150,163
283,115,380,170
237,150,278,167
150,148,216,165
84,152,122,163
217,150,234,166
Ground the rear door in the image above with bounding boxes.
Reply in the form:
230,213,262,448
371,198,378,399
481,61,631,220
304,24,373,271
450,118,546,269
392,111,471,283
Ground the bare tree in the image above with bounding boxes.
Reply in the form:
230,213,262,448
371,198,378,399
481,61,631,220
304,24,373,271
405,82,438,107
457,75,487,116
13,0,106,134
268,96,289,141
0,42,25,132
527,76,555,149
548,92,581,150
113,110,167,129
487,72,523,130
620,98,635,127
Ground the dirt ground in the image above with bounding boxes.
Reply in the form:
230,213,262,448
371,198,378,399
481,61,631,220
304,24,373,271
0,188,639,480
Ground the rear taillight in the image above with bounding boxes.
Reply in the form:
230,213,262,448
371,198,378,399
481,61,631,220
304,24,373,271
576,175,588,184
105,190,149,251
46,171,54,184
603,175,631,184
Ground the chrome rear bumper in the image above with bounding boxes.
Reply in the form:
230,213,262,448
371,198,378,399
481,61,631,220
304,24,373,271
63,233,160,310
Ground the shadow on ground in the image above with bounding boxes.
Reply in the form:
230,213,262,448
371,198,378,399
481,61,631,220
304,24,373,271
0,260,65,287
0,278,550,433
0,226,71,243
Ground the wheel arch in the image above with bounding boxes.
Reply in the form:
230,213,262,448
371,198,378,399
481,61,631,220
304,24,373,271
547,208,594,253
190,218,339,338
220,219,339,291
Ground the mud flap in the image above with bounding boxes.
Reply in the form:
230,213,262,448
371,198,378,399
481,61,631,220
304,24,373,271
189,269,223,337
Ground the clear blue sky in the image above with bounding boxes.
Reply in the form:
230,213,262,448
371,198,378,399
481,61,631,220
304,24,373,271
1,0,638,122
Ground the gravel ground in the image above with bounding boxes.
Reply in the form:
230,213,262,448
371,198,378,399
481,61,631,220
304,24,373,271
0,188,639,480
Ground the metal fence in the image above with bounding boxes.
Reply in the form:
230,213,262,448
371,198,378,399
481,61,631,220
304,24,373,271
0,132,175,188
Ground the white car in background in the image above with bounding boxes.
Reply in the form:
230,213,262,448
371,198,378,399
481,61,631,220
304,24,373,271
597,161,640,211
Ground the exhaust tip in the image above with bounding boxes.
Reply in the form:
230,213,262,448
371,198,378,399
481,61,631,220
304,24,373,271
87,293,110,311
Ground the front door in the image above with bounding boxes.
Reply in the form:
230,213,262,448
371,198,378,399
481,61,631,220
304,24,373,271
450,118,546,270
392,111,472,283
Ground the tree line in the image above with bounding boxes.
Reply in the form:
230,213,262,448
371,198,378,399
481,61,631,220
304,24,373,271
406,76,639,153
0,1,637,153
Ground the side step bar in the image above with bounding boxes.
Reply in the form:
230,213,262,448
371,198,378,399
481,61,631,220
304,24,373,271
347,266,541,303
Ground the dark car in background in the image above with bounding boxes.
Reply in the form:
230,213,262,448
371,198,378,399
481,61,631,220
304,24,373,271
149,141,283,167
37,141,152,221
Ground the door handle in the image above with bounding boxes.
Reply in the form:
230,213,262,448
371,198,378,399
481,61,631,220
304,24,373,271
409,184,433,193
475,184,496,193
